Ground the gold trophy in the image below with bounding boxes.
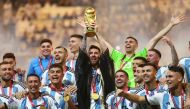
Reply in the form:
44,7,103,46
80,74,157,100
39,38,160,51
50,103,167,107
84,7,96,37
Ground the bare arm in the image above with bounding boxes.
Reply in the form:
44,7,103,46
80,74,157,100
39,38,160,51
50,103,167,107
162,37,179,65
146,15,185,50
116,89,146,103
95,33,113,54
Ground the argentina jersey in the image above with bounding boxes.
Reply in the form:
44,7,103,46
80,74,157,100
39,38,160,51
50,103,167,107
135,84,168,109
18,94,59,109
146,91,186,109
106,89,136,109
41,70,50,86
0,94,15,104
179,57,190,83
62,71,76,86
156,66,168,82
90,69,104,109
40,85,78,108
66,60,76,72
0,81,26,96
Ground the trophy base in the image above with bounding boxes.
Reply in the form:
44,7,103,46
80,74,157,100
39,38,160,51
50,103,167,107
85,32,96,37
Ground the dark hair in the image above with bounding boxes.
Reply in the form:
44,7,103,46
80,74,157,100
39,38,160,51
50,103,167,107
0,61,11,67
115,69,129,78
126,36,138,44
148,49,161,58
49,63,63,72
134,57,147,64
3,53,15,60
40,39,52,45
27,74,40,81
89,45,101,52
168,65,184,78
55,46,68,53
143,63,158,71
138,64,145,68
70,34,83,40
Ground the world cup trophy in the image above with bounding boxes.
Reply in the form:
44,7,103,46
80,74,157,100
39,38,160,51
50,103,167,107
84,7,96,37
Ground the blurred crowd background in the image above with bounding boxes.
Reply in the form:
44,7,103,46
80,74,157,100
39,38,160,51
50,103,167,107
0,0,190,70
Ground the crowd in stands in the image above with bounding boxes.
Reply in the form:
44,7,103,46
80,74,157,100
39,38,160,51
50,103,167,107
0,13,190,109
1,0,88,49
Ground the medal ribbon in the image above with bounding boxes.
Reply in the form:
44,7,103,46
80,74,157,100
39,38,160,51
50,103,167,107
63,66,67,74
112,87,128,109
68,60,75,72
170,89,184,109
115,97,124,109
49,84,64,93
91,70,98,93
0,80,13,96
28,95,46,107
145,83,159,95
38,56,53,72
120,54,135,70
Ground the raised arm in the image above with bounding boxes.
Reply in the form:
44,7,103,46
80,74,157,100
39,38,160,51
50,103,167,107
95,33,113,53
76,18,113,54
116,89,146,103
162,36,179,65
146,15,185,50
80,35,87,52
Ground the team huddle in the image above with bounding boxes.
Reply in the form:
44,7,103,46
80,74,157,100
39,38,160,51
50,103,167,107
0,14,190,109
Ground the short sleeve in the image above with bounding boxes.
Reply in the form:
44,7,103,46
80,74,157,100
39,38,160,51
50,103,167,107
145,93,163,105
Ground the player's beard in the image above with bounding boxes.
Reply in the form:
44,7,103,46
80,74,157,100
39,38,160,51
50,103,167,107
2,76,12,82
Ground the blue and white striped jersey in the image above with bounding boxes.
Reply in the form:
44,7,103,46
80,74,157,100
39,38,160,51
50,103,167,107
18,94,59,109
0,95,18,109
62,71,76,86
41,70,49,86
0,94,15,104
66,60,76,72
135,84,168,109
90,69,104,109
146,91,186,109
179,57,190,83
156,66,168,81
0,81,26,96
106,89,137,109
40,85,78,108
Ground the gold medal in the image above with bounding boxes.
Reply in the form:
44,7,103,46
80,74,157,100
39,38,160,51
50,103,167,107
64,95,70,102
39,105,45,109
91,93,99,100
